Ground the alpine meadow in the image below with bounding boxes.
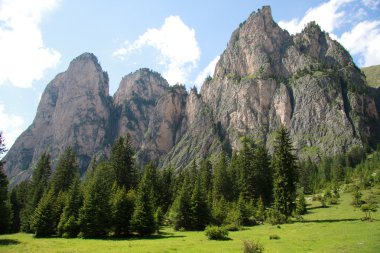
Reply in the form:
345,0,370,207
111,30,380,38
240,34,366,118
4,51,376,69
1,4,380,253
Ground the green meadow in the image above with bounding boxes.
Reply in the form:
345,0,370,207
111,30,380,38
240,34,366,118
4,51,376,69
1,190,379,253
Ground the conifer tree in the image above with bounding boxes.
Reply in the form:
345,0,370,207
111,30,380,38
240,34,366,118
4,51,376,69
0,132,11,234
131,164,156,236
51,147,79,194
58,177,82,238
190,176,210,230
158,166,174,213
213,152,232,201
239,138,255,200
31,190,56,237
170,173,192,230
110,185,134,237
110,135,136,190
79,163,113,238
30,153,51,212
253,144,272,204
271,126,298,218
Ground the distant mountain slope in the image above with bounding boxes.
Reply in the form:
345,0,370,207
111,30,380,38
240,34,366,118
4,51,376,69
3,6,380,185
362,65,380,87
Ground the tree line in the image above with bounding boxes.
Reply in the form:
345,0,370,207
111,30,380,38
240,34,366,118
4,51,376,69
1,126,366,237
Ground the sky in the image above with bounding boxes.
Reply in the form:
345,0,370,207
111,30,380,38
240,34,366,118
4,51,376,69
0,0,379,151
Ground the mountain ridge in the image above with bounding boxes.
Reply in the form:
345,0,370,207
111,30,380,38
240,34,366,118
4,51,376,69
3,6,380,185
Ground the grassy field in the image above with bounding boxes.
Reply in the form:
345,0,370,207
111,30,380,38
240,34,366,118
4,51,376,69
1,189,379,253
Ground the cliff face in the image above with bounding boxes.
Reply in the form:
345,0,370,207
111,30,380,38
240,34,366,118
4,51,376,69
201,6,380,159
3,6,380,184
4,53,113,183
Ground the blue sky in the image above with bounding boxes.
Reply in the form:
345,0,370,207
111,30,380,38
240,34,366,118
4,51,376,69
0,0,379,150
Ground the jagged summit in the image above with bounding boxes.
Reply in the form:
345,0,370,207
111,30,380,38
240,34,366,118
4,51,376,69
3,6,380,185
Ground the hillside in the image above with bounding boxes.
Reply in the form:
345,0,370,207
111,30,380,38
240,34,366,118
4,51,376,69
362,65,380,87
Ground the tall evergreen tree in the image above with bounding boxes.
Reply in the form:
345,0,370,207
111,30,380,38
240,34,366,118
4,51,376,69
51,147,79,194
212,152,232,201
131,164,156,236
58,177,82,237
190,175,210,230
31,153,51,211
110,185,135,237
0,132,11,234
110,135,136,190
79,163,113,238
271,126,298,218
238,137,255,200
170,172,192,230
31,190,56,237
253,145,272,204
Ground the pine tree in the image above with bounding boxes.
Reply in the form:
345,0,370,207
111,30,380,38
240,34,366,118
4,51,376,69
131,165,156,236
31,190,56,237
239,137,255,200
295,191,307,216
110,135,136,190
79,163,113,238
51,147,79,194
58,177,82,238
0,132,11,234
190,176,210,230
110,185,134,237
31,153,51,208
170,173,192,230
271,126,298,218
158,166,174,213
253,144,272,204
213,152,232,201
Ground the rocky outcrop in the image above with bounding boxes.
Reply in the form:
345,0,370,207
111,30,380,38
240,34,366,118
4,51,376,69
4,53,113,184
3,6,380,184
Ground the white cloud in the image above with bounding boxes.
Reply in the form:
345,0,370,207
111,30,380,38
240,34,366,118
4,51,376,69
0,0,61,88
362,0,380,9
278,0,353,34
194,55,220,89
0,104,24,150
113,16,200,85
339,20,380,66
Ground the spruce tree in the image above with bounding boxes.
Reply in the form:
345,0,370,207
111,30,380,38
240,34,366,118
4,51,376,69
0,132,11,234
158,166,174,213
31,190,56,237
110,135,136,190
51,147,79,194
253,145,272,204
271,126,298,218
110,185,134,237
212,152,232,201
131,164,156,236
170,173,192,230
190,176,210,230
58,177,82,238
79,163,113,238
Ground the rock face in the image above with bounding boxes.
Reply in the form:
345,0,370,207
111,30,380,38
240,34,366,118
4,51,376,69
3,6,380,184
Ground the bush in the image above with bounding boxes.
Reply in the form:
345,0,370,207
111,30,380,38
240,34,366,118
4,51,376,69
242,240,264,253
266,208,287,225
204,225,229,240
269,234,280,240
225,223,241,231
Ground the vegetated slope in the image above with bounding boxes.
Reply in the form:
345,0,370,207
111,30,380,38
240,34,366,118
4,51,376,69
3,6,380,184
362,65,380,87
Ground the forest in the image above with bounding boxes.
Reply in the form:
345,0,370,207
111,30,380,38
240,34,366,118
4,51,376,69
0,126,379,248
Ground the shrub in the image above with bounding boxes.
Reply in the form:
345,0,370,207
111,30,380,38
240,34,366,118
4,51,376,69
225,223,241,231
242,240,264,253
269,234,280,240
204,225,229,240
266,208,287,225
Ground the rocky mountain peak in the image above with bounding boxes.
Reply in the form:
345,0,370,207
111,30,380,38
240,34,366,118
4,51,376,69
114,68,168,105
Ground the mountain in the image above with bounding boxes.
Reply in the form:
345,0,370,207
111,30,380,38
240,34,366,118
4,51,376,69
3,6,380,184
362,65,380,87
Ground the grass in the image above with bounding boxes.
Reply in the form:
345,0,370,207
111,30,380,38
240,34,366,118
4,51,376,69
362,65,380,87
0,190,379,253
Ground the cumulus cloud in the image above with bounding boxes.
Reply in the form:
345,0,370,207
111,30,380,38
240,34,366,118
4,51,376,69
278,0,353,34
339,20,380,66
113,16,200,85
362,0,380,9
0,104,24,150
194,56,220,89
0,0,61,88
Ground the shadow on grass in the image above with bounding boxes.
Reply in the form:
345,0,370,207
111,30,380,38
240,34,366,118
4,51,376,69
307,205,330,210
300,218,359,223
100,233,186,241
0,239,20,246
